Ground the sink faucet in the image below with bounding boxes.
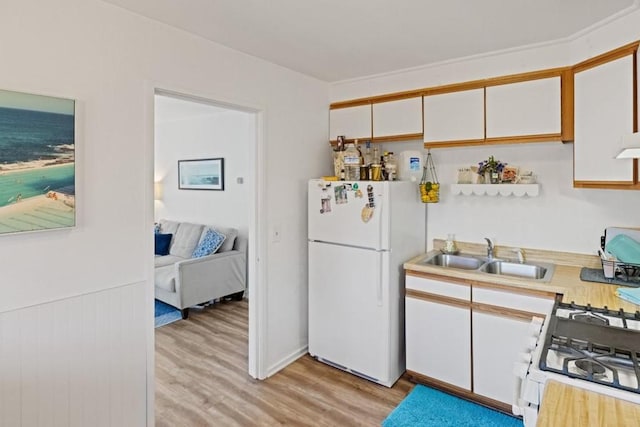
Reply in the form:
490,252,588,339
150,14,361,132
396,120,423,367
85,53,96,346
484,237,494,259
513,248,525,264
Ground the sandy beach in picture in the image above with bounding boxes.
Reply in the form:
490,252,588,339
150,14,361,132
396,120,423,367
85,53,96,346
0,160,75,234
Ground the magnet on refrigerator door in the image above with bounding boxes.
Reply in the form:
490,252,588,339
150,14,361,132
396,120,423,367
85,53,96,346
320,196,332,214
335,185,348,204
361,204,374,223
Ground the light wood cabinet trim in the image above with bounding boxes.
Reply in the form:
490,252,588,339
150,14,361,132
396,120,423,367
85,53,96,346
406,288,470,310
371,132,423,143
406,371,512,414
406,270,473,286
572,41,640,74
485,133,562,144
330,93,422,110
424,138,487,148
471,301,546,321
573,181,640,189
471,280,558,299
561,69,575,142
424,135,561,149
330,67,570,110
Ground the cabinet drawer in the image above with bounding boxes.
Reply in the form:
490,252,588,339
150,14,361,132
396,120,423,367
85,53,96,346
473,286,553,315
406,274,470,300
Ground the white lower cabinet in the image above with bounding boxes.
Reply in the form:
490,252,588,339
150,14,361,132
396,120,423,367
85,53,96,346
405,271,555,410
406,296,471,390
472,311,531,404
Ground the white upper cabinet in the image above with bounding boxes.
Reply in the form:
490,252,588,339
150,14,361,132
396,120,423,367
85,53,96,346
329,105,372,141
372,97,423,139
423,89,485,143
574,55,634,184
486,77,561,138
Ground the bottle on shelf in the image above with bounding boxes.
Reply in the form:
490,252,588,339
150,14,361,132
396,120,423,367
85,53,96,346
364,141,373,166
343,143,361,181
386,152,397,181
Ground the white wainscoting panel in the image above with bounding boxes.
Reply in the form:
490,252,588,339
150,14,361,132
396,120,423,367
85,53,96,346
0,282,147,427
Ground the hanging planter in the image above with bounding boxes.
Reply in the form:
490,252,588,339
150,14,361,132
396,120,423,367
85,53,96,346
419,150,439,203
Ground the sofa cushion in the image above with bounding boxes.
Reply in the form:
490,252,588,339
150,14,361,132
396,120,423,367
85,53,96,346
154,233,173,256
158,219,180,236
154,254,185,268
214,226,238,253
192,228,226,258
155,265,176,292
169,222,204,259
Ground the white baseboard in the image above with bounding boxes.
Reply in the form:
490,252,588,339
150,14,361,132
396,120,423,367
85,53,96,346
266,345,308,378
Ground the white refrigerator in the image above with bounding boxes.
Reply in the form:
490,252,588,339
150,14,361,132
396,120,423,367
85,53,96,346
308,179,425,387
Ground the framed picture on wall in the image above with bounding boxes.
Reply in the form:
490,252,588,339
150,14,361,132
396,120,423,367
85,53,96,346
178,158,225,191
0,88,76,236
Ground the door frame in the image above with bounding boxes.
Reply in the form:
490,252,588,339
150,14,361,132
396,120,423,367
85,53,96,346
143,82,268,425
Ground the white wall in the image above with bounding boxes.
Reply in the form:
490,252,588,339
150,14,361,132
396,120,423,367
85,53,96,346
0,0,328,423
330,10,640,255
154,107,253,242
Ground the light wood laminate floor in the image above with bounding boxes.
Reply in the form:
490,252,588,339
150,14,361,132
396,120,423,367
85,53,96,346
155,299,414,426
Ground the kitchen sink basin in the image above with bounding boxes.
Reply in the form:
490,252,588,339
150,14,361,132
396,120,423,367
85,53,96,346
479,260,554,281
419,252,555,282
422,253,484,270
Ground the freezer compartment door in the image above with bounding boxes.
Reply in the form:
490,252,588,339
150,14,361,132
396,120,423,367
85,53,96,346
308,179,389,250
308,241,390,384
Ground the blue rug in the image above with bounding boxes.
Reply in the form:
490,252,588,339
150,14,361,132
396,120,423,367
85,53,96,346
383,385,523,427
155,300,181,328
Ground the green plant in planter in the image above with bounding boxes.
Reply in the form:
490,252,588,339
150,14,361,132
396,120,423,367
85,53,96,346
477,156,506,183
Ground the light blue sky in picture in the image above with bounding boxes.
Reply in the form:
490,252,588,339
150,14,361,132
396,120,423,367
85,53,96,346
0,89,74,115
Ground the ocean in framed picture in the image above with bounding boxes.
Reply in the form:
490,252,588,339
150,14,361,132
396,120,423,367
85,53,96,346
0,89,75,235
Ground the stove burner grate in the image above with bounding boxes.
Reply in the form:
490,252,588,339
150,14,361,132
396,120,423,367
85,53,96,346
570,312,609,326
574,359,607,377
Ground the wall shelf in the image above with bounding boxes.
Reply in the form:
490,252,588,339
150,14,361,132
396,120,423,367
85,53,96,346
450,184,539,197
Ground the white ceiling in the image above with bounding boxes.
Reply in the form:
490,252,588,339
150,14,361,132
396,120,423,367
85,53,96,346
104,0,637,82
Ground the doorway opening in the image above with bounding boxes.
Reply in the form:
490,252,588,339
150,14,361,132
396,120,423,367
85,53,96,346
150,89,264,420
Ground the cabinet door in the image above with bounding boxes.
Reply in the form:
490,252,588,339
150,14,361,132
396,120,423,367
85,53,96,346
574,55,634,184
472,311,531,404
423,89,485,144
486,77,561,139
406,295,471,390
373,97,422,140
329,105,372,142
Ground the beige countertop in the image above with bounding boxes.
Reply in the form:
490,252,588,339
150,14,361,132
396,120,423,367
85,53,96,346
404,241,640,312
537,381,640,427
403,240,640,426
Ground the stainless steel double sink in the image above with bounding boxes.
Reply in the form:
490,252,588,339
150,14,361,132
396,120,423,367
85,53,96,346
421,252,555,282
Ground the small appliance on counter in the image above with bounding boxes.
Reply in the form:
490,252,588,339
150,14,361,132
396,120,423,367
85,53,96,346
513,300,640,426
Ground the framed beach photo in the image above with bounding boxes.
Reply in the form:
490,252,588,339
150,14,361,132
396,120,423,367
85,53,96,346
0,89,76,235
178,158,224,191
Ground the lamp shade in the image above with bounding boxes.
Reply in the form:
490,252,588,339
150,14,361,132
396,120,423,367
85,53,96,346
616,133,640,159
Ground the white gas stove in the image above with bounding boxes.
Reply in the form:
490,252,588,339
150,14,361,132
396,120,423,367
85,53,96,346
513,301,640,426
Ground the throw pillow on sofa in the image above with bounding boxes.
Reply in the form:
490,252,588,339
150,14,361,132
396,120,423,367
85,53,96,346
155,233,173,256
192,228,226,258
